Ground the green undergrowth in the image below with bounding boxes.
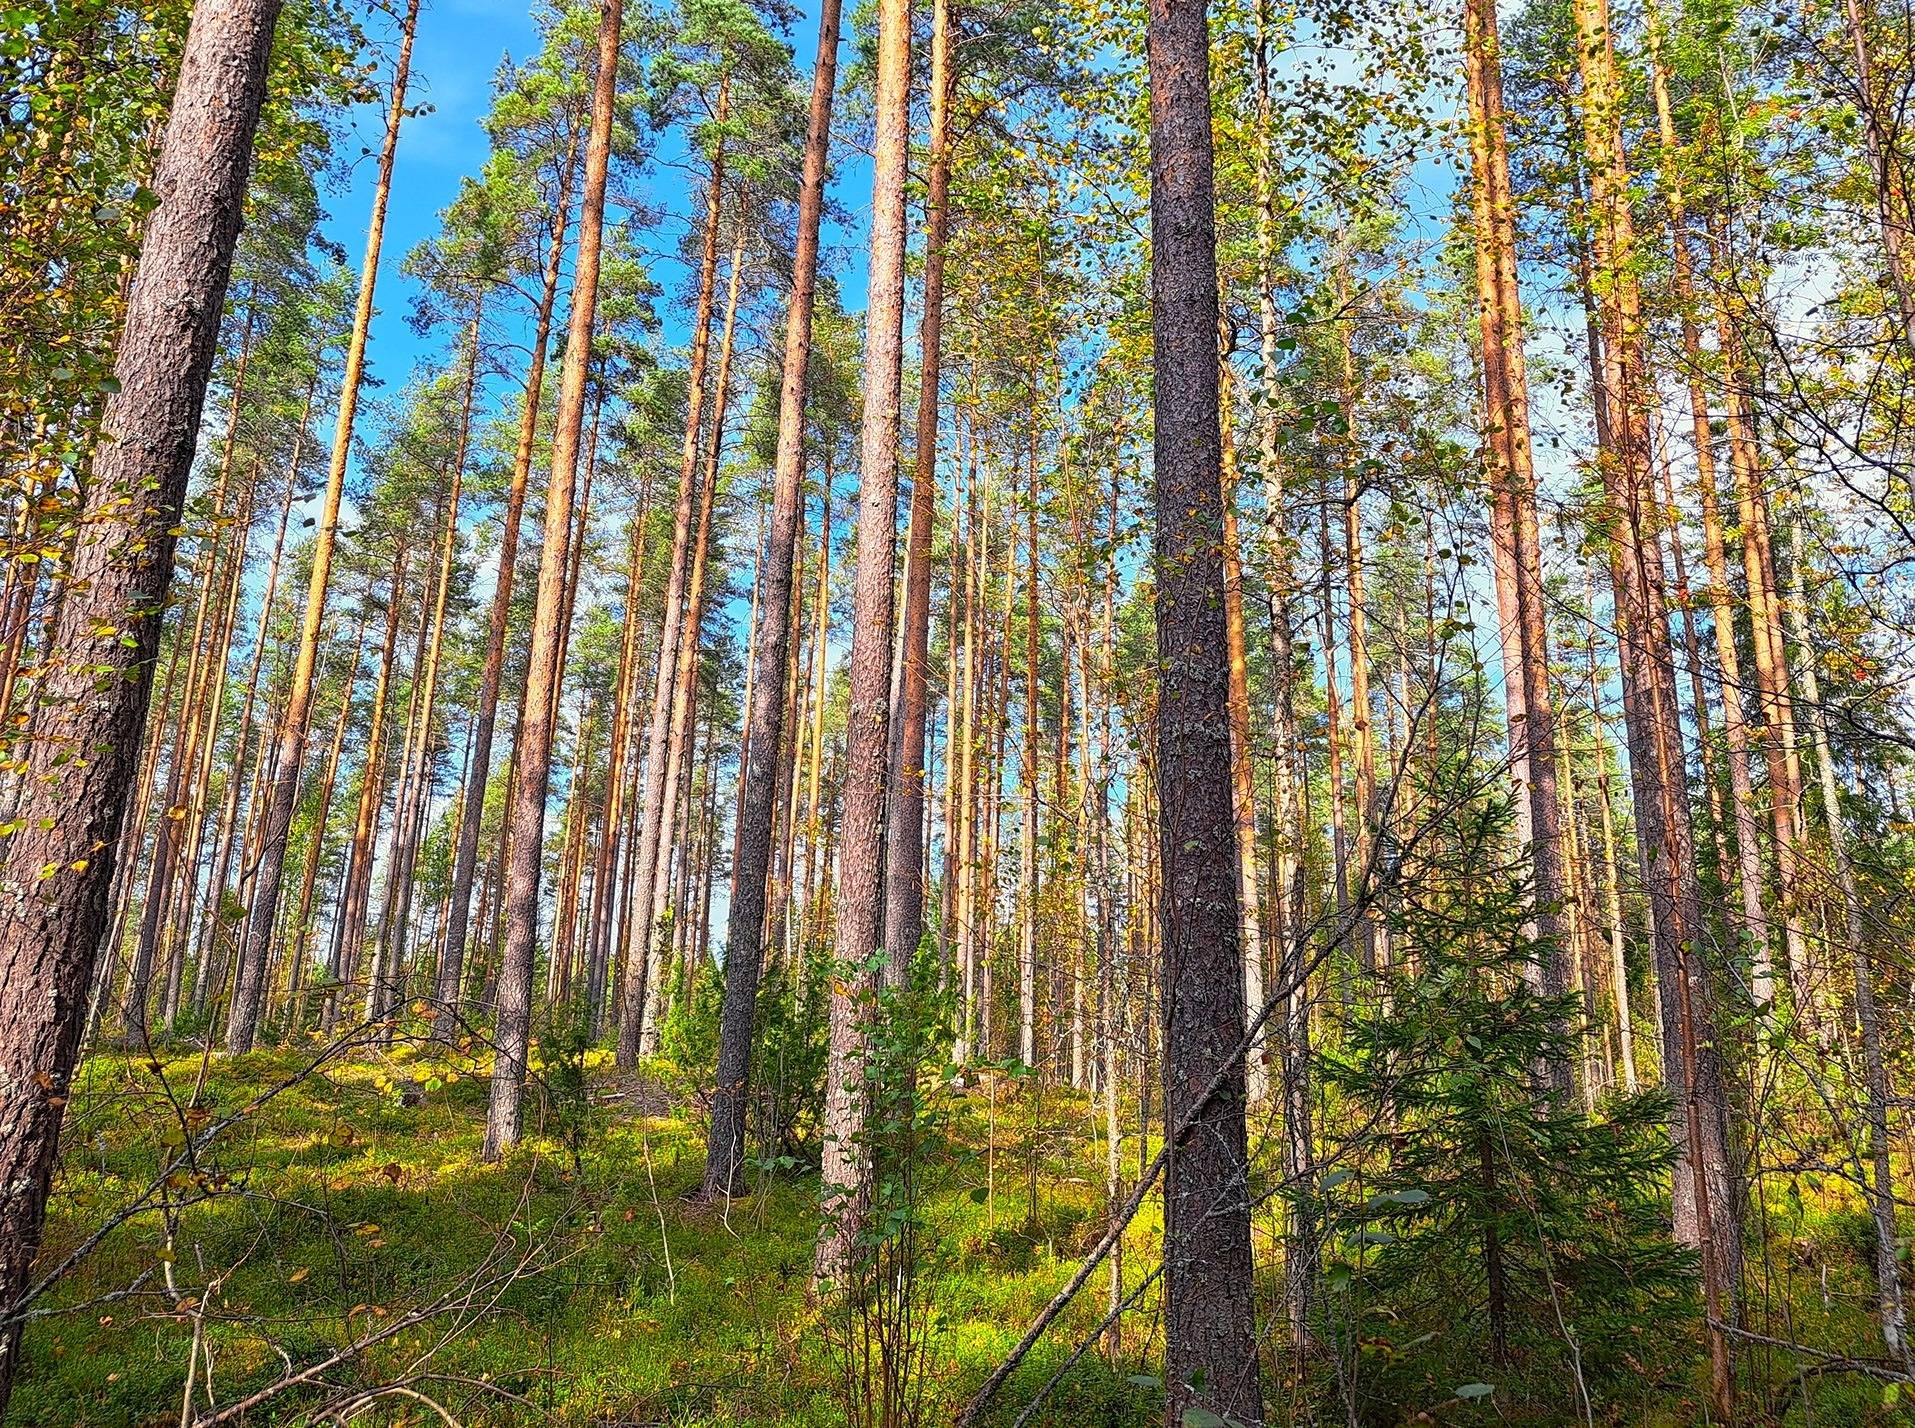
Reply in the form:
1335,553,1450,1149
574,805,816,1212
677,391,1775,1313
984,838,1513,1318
12,1049,1914,1425
16,1049,1153,1427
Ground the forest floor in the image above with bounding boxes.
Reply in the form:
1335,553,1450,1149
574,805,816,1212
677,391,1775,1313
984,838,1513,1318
12,1046,1908,1426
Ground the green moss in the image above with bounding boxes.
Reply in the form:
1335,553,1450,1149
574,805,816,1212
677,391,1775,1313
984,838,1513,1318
15,1051,1911,1426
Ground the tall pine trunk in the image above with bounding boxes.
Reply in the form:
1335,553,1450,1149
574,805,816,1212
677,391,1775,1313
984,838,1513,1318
881,0,954,984
616,81,728,1066
231,0,420,1052
1146,0,1262,1417
815,0,911,1284
701,0,843,1197
483,0,622,1161
1570,0,1738,1406
1464,0,1570,1083
639,235,743,1051
0,0,283,1403
436,128,581,1029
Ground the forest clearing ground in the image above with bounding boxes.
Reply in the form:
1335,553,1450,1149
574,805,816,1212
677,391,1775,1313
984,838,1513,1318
16,1048,1151,1427
14,1047,1907,1426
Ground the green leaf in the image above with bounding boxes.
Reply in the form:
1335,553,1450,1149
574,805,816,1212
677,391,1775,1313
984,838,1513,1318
1455,1383,1494,1400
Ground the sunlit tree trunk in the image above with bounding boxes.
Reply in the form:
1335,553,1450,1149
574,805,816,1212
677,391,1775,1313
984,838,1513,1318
954,454,983,1061
701,0,842,1192
1331,265,1379,976
1018,416,1040,1069
378,319,476,1019
0,0,283,1396
1251,4,1313,1347
436,128,580,1030
816,0,911,1281
799,462,834,953
482,0,621,1160
1571,0,1737,1403
198,381,311,995
327,554,407,1033
182,475,256,1017
1713,283,1809,1002
1464,0,1569,1064
641,235,743,1052
368,533,439,1025
1643,22,1774,1003
1218,365,1267,1104
586,490,650,1036
617,80,728,1067
288,625,365,1030
883,0,954,986
231,0,419,1052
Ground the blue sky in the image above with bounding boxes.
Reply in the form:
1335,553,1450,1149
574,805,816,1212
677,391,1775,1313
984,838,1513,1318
316,0,868,420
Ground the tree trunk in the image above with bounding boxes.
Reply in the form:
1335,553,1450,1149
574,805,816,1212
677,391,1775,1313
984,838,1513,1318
1643,18,1775,1004
1018,419,1040,1069
326,556,407,1033
0,0,282,1401
1217,368,1267,1105
1714,289,1810,1002
701,0,843,1197
640,235,743,1051
1146,0,1263,1418
585,487,650,1035
1464,0,1569,1067
436,127,581,1030
815,0,911,1284
289,625,365,1029
376,324,477,1025
198,380,311,993
482,0,621,1162
954,453,983,1060
616,79,729,1066
881,0,954,986
231,0,420,1052
1570,0,1737,1405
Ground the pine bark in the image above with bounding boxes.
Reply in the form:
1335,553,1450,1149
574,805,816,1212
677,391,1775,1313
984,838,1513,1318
1146,0,1262,1417
640,238,740,1048
815,0,911,1284
1464,0,1569,1056
1569,0,1738,1406
436,128,581,1029
0,0,283,1402
326,556,407,1032
616,82,728,1066
701,0,844,1197
882,0,954,985
482,0,622,1162
230,0,420,1051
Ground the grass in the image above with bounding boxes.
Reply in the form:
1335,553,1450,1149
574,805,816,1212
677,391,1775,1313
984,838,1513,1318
14,1045,1156,1427
13,1043,1915,1426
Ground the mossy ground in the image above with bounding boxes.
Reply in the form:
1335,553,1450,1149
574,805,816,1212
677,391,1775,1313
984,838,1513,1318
12,1049,1911,1426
